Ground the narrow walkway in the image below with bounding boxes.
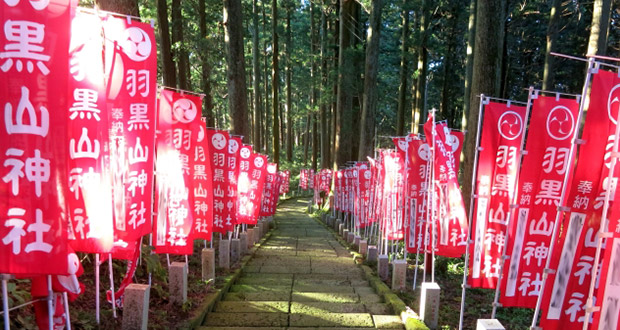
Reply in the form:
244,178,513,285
200,198,404,329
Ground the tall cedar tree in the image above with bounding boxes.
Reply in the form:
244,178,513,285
156,0,176,88
199,0,215,126
172,0,189,89
396,0,409,136
271,0,280,163
334,0,355,169
252,0,262,149
358,0,384,160
462,0,507,211
286,1,294,162
223,0,250,138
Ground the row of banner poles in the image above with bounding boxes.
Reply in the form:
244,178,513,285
581,61,620,329
457,95,530,329
528,57,594,330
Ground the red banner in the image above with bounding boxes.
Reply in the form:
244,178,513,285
405,137,430,253
153,89,201,255
425,119,468,257
382,150,405,240
279,170,290,194
64,12,113,253
237,146,267,224
499,95,580,308
0,0,75,275
261,163,279,216
300,169,309,190
206,129,229,234
223,137,242,231
192,118,213,241
541,69,620,328
357,166,372,228
103,15,158,252
468,101,527,289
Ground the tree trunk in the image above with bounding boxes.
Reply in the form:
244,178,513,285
542,0,561,91
440,7,459,127
413,0,430,129
199,0,215,126
310,1,319,164
263,0,270,153
96,0,139,16
156,0,176,88
331,1,339,167
358,0,384,161
172,0,189,90
320,2,330,168
462,0,476,131
252,0,262,148
334,0,355,169
462,0,506,212
224,0,250,139
286,2,294,162
350,2,362,162
396,0,409,136
312,114,319,171
303,113,310,164
271,0,280,163
587,0,613,56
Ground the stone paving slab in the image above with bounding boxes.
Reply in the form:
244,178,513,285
359,293,383,303
291,292,359,303
288,312,374,327
364,303,392,315
214,301,290,313
237,277,294,286
224,291,291,301
292,284,355,293
372,315,404,329
290,302,366,314
229,285,291,293
204,313,288,327
199,327,285,330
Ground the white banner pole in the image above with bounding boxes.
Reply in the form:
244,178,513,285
95,253,100,324
2,277,10,330
581,87,620,329
529,58,595,330
63,292,71,330
47,275,53,330
458,94,487,330
430,109,437,283
491,88,534,318
108,255,117,318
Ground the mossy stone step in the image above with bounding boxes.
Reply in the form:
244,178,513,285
289,312,374,327
292,284,355,293
214,301,289,313
224,291,290,301
291,292,359,303
229,284,291,293
353,286,376,295
236,277,294,286
198,327,284,330
290,302,366,313
359,293,383,303
372,315,405,329
259,265,312,273
203,312,288,327
293,278,369,287
364,303,392,315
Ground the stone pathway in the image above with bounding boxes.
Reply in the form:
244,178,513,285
199,198,404,329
